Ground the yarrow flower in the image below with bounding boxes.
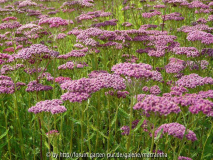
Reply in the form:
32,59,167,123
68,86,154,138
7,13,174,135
26,80,53,92
154,123,197,142
133,95,181,116
38,17,69,28
58,61,88,70
0,75,15,94
176,74,213,88
187,30,213,45
28,99,67,114
150,85,161,95
111,62,154,79
172,47,200,57
17,44,57,60
189,99,213,117
61,92,91,103
55,77,71,84
165,58,186,74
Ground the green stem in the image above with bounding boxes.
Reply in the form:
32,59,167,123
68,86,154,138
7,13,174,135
2,99,12,160
127,95,134,153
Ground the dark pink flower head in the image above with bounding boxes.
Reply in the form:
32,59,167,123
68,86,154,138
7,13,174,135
61,0,94,9
176,74,213,88
28,99,66,114
163,12,184,21
133,95,181,116
142,10,161,19
17,44,57,60
150,85,161,95
142,86,149,92
0,53,14,65
154,123,197,142
2,16,17,22
111,62,155,79
201,48,213,57
55,77,71,84
57,48,88,59
172,47,200,57
0,75,15,94
58,61,88,70
0,21,21,30
18,0,37,8
189,99,213,117
38,72,54,81
187,30,213,45
60,78,100,93
76,27,103,40
165,58,186,73
189,1,209,9
61,92,91,103
26,80,53,92
208,15,213,21
88,70,108,78
38,17,69,28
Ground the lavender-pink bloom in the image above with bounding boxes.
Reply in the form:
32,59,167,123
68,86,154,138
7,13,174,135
26,80,53,92
154,123,197,142
28,99,66,114
61,92,91,103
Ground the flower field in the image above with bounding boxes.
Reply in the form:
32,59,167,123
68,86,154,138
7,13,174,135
0,0,213,159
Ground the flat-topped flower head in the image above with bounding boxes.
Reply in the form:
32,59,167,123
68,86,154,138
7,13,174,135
154,123,197,142
28,99,67,114
111,62,154,79
187,30,213,45
150,85,161,95
172,47,200,57
38,17,69,28
176,74,213,88
0,21,21,30
165,58,186,73
61,92,91,103
26,80,53,92
0,75,15,94
18,0,37,8
17,44,58,60
189,99,213,117
133,95,181,116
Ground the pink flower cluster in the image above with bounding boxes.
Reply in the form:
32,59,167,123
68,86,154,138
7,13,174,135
17,44,57,60
187,30,213,45
0,75,15,94
38,17,69,28
165,58,186,73
133,94,181,116
26,80,53,92
28,99,67,114
154,123,197,142
58,61,88,70
176,74,213,88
